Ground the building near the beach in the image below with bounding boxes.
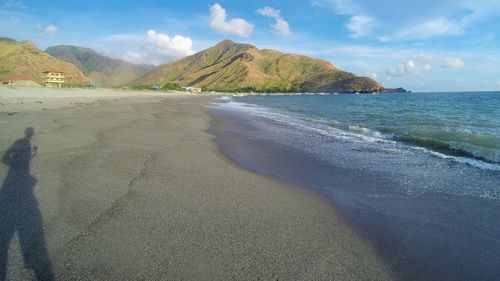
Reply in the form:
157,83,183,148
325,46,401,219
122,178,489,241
42,70,65,88
2,74,41,87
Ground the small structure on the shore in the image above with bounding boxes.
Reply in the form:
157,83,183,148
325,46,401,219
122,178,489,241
42,70,65,88
2,74,41,87
183,86,202,93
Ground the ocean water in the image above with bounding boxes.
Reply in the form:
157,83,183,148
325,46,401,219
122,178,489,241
210,92,500,281
229,92,500,168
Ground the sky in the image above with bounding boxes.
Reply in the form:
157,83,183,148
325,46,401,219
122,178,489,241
1,0,500,92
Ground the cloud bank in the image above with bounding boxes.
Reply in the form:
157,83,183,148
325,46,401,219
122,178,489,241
36,23,58,36
209,3,254,38
122,30,194,65
312,0,500,41
257,6,290,36
43,24,58,35
4,0,25,9
346,15,375,38
386,54,464,76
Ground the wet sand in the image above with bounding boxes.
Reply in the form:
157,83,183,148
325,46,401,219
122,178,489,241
0,87,390,280
210,100,500,281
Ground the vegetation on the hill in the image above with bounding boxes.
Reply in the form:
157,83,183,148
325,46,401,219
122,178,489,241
134,40,381,93
46,45,152,87
0,40,90,84
0,37,17,43
1,38,381,93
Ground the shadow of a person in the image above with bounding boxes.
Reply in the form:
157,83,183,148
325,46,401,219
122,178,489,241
0,127,55,281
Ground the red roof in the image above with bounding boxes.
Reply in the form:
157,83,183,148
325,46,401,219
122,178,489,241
5,74,35,82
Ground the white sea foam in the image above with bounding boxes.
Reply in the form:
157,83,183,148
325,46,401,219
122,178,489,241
212,99,500,172
213,100,393,143
217,96,234,102
348,125,387,139
411,146,500,171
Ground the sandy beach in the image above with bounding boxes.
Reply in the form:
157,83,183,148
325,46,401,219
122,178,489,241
0,87,390,280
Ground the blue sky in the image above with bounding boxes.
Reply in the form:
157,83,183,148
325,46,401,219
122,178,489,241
1,0,500,91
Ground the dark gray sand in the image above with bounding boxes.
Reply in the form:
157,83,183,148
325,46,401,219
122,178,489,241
0,93,391,280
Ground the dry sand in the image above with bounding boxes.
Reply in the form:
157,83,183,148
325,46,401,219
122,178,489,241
0,87,391,280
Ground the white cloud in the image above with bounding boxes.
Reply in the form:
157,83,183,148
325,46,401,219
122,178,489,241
43,24,58,35
4,0,25,9
121,51,142,64
312,0,500,41
366,72,377,80
256,6,280,18
311,0,360,15
119,30,194,66
390,18,463,40
441,57,464,69
257,6,291,36
36,23,58,36
346,15,375,38
386,59,427,76
209,3,253,38
313,1,373,38
315,45,414,60
386,54,464,76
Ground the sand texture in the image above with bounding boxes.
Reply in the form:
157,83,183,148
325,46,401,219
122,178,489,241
0,88,391,280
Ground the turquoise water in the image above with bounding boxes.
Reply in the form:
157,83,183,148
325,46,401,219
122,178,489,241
232,92,500,167
212,92,500,280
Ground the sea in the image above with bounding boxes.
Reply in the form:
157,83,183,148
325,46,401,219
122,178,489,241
210,92,500,281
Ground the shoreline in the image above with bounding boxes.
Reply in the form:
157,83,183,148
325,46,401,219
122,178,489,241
0,86,198,97
209,98,500,281
0,89,391,280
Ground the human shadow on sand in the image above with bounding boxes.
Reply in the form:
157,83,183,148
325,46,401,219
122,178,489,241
0,127,55,281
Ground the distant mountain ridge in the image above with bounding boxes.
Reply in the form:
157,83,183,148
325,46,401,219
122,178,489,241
46,45,152,87
1,37,384,92
134,40,381,93
0,37,90,85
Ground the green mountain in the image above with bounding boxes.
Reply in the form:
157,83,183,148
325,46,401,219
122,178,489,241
0,37,90,84
46,45,151,87
134,40,381,93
